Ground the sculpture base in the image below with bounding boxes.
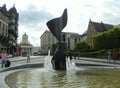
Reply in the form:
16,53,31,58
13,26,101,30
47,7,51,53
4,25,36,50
51,43,66,70
52,56,66,70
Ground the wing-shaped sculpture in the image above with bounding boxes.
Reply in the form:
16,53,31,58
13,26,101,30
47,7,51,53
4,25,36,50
46,9,68,70
47,9,67,41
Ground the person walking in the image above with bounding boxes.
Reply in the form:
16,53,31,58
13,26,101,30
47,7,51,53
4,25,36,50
27,52,30,63
112,50,118,62
106,50,112,63
118,49,120,60
1,51,7,68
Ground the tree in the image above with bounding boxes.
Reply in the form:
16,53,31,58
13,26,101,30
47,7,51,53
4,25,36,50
52,41,67,53
75,40,89,52
92,28,120,50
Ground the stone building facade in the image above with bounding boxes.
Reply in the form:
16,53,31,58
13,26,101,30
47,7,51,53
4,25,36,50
40,30,58,54
81,19,114,49
19,33,33,56
40,30,81,54
64,32,81,50
0,4,19,54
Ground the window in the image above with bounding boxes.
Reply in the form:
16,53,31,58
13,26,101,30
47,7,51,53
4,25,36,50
9,25,15,30
0,21,1,33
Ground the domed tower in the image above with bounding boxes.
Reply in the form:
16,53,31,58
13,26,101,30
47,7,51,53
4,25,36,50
20,33,33,56
22,33,29,44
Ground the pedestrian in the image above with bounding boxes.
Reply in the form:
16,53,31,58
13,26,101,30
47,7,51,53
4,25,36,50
1,51,7,68
66,52,72,60
112,50,118,62
118,49,120,60
106,50,112,63
27,52,30,63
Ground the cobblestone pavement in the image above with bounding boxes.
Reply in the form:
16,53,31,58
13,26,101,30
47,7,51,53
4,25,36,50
0,56,120,88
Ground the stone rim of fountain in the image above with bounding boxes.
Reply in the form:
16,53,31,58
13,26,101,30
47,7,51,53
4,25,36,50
0,60,117,73
4,61,120,88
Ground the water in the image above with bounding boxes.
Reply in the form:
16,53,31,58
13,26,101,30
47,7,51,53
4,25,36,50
44,50,76,70
44,50,52,71
6,68,120,88
66,57,76,70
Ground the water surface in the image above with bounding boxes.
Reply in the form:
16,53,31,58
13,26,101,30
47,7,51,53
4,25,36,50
6,68,120,88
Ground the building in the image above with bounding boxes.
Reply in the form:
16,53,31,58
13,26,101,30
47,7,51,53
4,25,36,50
64,32,81,50
0,4,19,54
40,30,81,54
19,33,33,56
32,46,41,55
40,30,58,54
80,30,87,41
81,19,114,49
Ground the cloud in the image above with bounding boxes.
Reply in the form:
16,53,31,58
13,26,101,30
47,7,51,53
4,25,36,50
1,0,120,46
19,4,54,27
102,0,120,24
18,4,55,46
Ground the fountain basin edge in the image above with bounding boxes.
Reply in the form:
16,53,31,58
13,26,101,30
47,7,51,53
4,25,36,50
0,62,116,73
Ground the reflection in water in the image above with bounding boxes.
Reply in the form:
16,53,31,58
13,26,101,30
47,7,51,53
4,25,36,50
6,68,120,88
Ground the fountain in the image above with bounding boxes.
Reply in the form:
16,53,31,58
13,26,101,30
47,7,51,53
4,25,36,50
44,49,52,70
5,47,120,88
44,49,76,71
44,9,75,71
5,57,120,88
46,9,67,70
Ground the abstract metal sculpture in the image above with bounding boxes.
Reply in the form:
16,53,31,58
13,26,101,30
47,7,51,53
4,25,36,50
46,9,67,70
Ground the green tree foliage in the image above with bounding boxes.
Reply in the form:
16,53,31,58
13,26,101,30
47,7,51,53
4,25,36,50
75,40,89,52
92,28,120,50
52,41,67,53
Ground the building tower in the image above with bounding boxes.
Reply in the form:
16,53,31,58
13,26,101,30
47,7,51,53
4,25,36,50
8,4,19,54
0,4,9,52
19,33,33,56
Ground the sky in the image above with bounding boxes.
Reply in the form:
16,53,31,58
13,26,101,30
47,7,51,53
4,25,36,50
0,0,120,47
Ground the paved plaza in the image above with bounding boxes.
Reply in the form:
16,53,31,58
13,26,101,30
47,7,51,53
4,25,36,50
0,56,120,88
0,56,45,88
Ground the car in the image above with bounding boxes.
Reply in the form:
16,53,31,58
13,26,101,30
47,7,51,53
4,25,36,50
7,54,13,58
33,52,38,56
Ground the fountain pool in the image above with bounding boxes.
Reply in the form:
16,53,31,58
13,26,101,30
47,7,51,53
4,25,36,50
5,50,120,88
6,67,120,88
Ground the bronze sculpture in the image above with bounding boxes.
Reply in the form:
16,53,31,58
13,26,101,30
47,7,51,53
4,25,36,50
46,9,67,70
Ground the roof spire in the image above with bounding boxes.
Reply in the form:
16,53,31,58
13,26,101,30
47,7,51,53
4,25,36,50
13,3,15,7
3,4,6,8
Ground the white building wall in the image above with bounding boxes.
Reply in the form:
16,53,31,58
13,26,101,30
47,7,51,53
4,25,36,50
69,37,75,50
32,47,40,54
40,30,81,54
65,32,81,50
40,30,58,54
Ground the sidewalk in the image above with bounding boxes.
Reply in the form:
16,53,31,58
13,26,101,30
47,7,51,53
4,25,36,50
7,55,44,62
0,55,45,88
0,55,45,71
1,56,120,71
79,57,120,65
